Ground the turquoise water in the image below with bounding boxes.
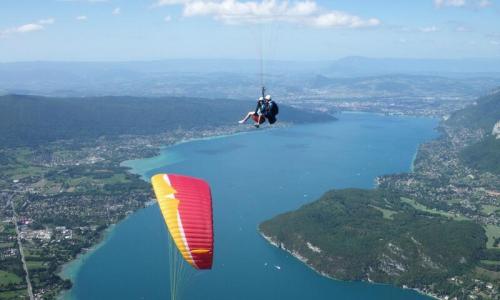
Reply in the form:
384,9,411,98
66,113,438,300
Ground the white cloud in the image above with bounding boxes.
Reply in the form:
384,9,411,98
434,0,493,8
76,15,88,21
153,0,381,28
311,12,380,28
16,24,44,33
164,15,173,22
491,40,500,45
286,1,317,16
1,24,42,38
1,18,55,38
434,0,466,7
112,7,121,15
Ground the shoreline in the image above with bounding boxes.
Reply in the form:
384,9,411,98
57,199,157,300
258,231,441,300
56,126,267,299
55,114,430,299
120,125,285,179
57,223,118,300
410,147,419,173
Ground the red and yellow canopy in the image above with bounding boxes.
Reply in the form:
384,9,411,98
151,174,214,270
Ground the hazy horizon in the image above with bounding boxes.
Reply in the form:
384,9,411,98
2,56,500,63
2,0,500,62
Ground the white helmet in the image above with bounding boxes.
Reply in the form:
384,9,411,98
258,96,264,101
265,95,272,100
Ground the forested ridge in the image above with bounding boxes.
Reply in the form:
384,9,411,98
0,94,334,147
447,91,500,175
260,189,485,291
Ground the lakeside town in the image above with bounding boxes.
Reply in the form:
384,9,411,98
0,125,252,299
283,95,475,117
377,119,500,299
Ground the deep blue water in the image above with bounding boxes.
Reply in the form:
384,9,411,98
66,113,439,300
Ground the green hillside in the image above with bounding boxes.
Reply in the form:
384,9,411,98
260,189,486,292
446,91,500,131
460,135,500,175
0,94,334,147
447,91,500,174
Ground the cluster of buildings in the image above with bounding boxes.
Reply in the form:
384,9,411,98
19,228,52,241
283,95,473,117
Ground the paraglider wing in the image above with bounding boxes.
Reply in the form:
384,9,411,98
151,174,214,270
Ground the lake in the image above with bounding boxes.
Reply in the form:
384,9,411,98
63,112,439,300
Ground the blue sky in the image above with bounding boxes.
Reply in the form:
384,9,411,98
1,0,499,61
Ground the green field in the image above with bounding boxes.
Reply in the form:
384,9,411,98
484,225,500,249
7,166,44,180
0,242,15,249
480,260,500,266
475,267,500,281
0,289,28,300
481,205,499,215
400,197,470,221
0,270,22,286
1,225,17,235
24,248,43,257
26,260,47,271
61,172,130,190
66,177,87,187
369,205,397,220
1,149,44,180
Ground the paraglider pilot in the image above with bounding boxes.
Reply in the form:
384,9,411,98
238,88,278,128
